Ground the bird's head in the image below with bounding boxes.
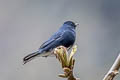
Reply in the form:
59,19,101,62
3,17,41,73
63,21,79,29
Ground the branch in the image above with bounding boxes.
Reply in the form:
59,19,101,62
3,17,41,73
54,45,79,80
53,45,120,80
103,54,120,80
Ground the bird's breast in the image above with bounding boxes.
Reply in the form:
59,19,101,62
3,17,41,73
60,30,76,48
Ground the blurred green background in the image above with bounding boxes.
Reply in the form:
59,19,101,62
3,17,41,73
0,0,120,80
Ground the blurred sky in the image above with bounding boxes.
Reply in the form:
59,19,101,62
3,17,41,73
0,0,120,80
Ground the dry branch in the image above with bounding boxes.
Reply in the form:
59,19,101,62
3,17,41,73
103,54,120,80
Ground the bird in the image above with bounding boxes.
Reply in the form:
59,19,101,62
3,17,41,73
23,21,79,64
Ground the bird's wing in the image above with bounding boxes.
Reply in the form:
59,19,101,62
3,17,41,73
39,32,62,49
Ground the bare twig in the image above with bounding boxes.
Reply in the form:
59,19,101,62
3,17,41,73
103,54,120,80
54,45,79,80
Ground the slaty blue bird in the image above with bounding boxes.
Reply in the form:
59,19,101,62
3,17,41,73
23,21,79,64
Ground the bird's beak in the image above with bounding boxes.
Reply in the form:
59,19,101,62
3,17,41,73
75,23,79,27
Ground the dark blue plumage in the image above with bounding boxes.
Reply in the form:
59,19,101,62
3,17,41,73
23,21,78,64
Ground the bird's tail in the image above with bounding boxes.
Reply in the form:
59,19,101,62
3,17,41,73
23,51,41,64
